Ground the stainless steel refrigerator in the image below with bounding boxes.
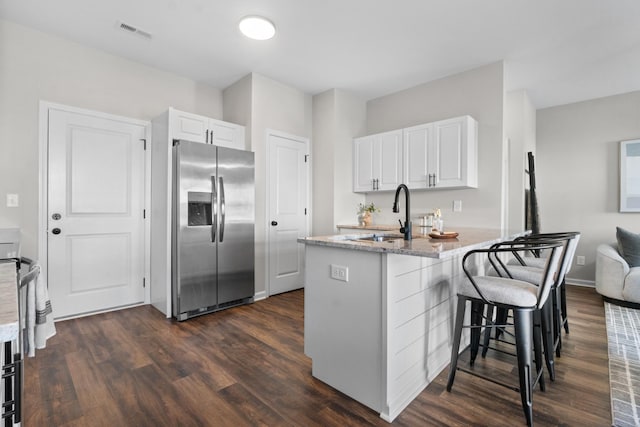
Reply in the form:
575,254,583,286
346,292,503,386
172,139,255,321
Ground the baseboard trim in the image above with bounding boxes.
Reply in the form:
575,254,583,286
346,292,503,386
566,278,594,287
254,290,268,302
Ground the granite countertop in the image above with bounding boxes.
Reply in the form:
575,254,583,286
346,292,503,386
0,262,19,342
336,224,398,231
299,227,528,259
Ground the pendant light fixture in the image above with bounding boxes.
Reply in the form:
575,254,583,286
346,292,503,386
239,15,276,40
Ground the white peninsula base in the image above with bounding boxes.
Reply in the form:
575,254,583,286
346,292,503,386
303,244,481,422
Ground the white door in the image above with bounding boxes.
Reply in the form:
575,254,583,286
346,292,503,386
48,109,146,319
268,131,309,295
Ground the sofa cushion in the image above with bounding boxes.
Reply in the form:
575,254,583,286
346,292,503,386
622,267,640,303
617,227,640,268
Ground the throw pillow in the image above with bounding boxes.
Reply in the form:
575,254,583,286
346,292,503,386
616,227,640,268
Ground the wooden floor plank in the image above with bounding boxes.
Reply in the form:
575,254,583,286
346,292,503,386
23,285,611,426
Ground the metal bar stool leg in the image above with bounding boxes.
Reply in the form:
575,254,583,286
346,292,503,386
554,284,563,357
514,308,534,427
561,280,569,333
482,304,495,358
470,300,484,365
532,309,546,392
447,297,468,392
540,299,555,381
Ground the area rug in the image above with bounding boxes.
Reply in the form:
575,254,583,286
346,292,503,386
605,302,640,427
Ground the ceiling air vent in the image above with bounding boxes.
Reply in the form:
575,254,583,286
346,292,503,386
116,21,152,40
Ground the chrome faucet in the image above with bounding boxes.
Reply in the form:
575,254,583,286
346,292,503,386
392,184,412,240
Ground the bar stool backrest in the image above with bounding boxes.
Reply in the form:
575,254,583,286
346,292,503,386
536,244,563,309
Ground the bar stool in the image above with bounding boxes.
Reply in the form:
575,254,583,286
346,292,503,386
447,240,563,427
508,232,580,356
482,234,573,381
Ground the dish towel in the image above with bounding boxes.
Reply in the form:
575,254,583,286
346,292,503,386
25,264,56,357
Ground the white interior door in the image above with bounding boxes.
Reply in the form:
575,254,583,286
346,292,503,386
48,109,146,319
268,131,309,296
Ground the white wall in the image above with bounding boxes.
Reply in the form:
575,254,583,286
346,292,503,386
232,73,312,296
364,62,505,230
311,89,367,235
537,91,640,283
333,90,368,228
223,74,252,150
504,90,536,231
0,19,223,259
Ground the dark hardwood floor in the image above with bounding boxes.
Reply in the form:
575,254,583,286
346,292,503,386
23,285,611,426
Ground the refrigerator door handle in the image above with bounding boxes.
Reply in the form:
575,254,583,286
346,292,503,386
219,176,226,242
211,176,217,242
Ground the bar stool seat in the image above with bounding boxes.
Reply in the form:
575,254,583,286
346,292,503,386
461,276,539,307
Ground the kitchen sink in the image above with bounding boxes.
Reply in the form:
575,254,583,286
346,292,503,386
356,234,404,242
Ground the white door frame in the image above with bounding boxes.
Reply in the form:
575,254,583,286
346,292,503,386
38,101,152,309
265,128,311,297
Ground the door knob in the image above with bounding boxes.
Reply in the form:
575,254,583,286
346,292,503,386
52,228,61,235
271,221,278,226
52,213,62,220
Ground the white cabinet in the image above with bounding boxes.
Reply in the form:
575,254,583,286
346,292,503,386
353,130,402,192
403,123,436,189
431,116,477,189
354,116,477,193
170,108,245,149
402,115,478,190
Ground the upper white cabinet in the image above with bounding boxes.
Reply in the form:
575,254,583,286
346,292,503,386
170,108,245,150
432,116,477,189
403,123,436,189
354,115,477,193
353,130,402,192
404,116,478,190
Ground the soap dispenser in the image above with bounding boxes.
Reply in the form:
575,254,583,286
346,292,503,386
433,208,443,233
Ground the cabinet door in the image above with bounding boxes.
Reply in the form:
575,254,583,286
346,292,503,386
170,109,209,143
376,130,403,191
353,135,376,192
403,124,434,189
432,116,477,188
209,118,245,150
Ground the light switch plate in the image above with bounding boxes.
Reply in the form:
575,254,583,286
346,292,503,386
453,200,462,212
576,255,585,266
6,193,19,207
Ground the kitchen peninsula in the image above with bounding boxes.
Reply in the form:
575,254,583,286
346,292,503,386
299,227,526,422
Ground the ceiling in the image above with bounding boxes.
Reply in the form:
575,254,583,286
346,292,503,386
1,0,640,109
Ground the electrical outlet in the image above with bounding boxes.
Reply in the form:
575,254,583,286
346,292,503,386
330,264,349,282
453,200,462,212
6,193,18,207
576,255,585,266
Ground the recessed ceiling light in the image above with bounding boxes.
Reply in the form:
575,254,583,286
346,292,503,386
239,16,276,40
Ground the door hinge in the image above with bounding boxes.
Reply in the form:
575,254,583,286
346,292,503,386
140,138,147,150
304,208,307,215
143,209,146,219
305,154,309,163
143,277,146,288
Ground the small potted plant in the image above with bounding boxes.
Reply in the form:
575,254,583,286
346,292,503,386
358,202,380,226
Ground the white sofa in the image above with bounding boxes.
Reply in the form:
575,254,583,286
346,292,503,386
595,243,640,303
